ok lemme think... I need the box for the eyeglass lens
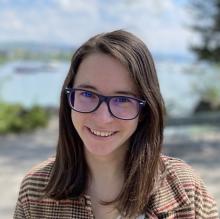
[69,89,140,119]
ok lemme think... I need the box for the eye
[80,90,94,98]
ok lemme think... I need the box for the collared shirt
[14,156,219,218]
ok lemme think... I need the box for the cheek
[122,118,139,136]
[71,111,83,131]
[71,111,76,125]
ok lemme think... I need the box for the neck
[85,148,127,201]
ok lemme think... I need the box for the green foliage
[0,55,8,64]
[11,49,72,62]
[198,86,220,110]
[189,0,220,63]
[0,102,49,134]
[1,47,72,63]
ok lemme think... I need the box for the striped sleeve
[13,174,31,219]
[193,170,219,218]
[14,197,26,219]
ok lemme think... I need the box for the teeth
[89,128,115,137]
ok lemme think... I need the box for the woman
[14,30,219,218]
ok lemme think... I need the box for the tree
[189,0,220,62]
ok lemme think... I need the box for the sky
[0,0,197,56]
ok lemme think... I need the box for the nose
[92,101,114,122]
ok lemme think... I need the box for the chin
[84,144,117,157]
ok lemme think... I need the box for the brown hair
[44,30,165,217]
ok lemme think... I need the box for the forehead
[73,53,138,95]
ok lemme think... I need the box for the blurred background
[0,0,220,218]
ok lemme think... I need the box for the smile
[88,128,116,137]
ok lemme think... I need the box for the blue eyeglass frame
[64,87,146,120]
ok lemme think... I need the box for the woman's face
[71,53,140,158]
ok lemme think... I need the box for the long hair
[44,30,165,217]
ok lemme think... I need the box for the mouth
[87,127,117,137]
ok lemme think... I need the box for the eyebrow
[76,84,138,97]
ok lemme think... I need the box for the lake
[0,59,219,117]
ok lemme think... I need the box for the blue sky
[0,0,196,56]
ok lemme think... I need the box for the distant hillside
[0,41,77,62]
[0,41,76,52]
[0,41,193,62]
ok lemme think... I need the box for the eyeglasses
[65,88,146,120]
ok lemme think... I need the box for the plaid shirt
[14,156,219,218]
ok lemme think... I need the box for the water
[0,61,69,107]
[0,59,219,116]
[156,60,199,115]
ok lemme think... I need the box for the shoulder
[19,157,55,198]
[161,155,212,199]
[24,157,55,181]
[161,155,197,182]
[151,155,219,217]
